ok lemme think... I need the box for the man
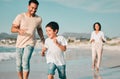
[11,0,44,79]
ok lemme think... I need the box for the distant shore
[0,40,120,51]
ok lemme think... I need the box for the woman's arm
[89,32,95,43]
[101,32,106,43]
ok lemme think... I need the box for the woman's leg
[96,48,103,71]
[92,47,97,70]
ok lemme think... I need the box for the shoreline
[0,42,120,79]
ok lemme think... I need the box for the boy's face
[46,27,57,39]
[28,2,38,15]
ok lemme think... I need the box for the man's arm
[37,27,45,44]
[11,24,20,33]
[11,24,26,35]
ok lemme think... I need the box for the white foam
[0,50,39,62]
[0,52,16,61]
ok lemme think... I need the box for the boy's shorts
[48,63,66,79]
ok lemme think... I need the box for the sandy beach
[0,43,120,79]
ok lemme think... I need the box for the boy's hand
[41,51,45,56]
[53,38,60,45]
[40,47,47,56]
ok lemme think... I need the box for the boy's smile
[46,27,57,39]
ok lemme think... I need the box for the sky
[0,0,120,38]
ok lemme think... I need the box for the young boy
[41,21,67,79]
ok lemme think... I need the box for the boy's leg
[57,65,66,79]
[48,63,56,79]
[22,45,34,79]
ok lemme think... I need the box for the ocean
[0,46,41,62]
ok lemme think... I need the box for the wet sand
[0,44,120,79]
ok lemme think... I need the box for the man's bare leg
[23,71,29,79]
[18,71,23,79]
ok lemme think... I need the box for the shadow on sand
[108,65,120,69]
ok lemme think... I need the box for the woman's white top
[90,31,106,43]
[90,31,106,49]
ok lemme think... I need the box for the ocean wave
[0,51,40,62]
[0,52,16,61]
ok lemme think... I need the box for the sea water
[0,46,41,61]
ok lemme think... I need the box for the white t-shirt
[90,31,106,43]
[13,13,42,48]
[44,36,67,66]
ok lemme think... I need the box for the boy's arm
[56,43,67,51]
[41,47,47,56]
[53,39,66,51]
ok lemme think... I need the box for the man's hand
[18,29,27,35]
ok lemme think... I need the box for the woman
[90,22,106,72]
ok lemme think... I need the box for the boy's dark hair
[29,0,39,5]
[93,22,101,31]
[46,21,59,33]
